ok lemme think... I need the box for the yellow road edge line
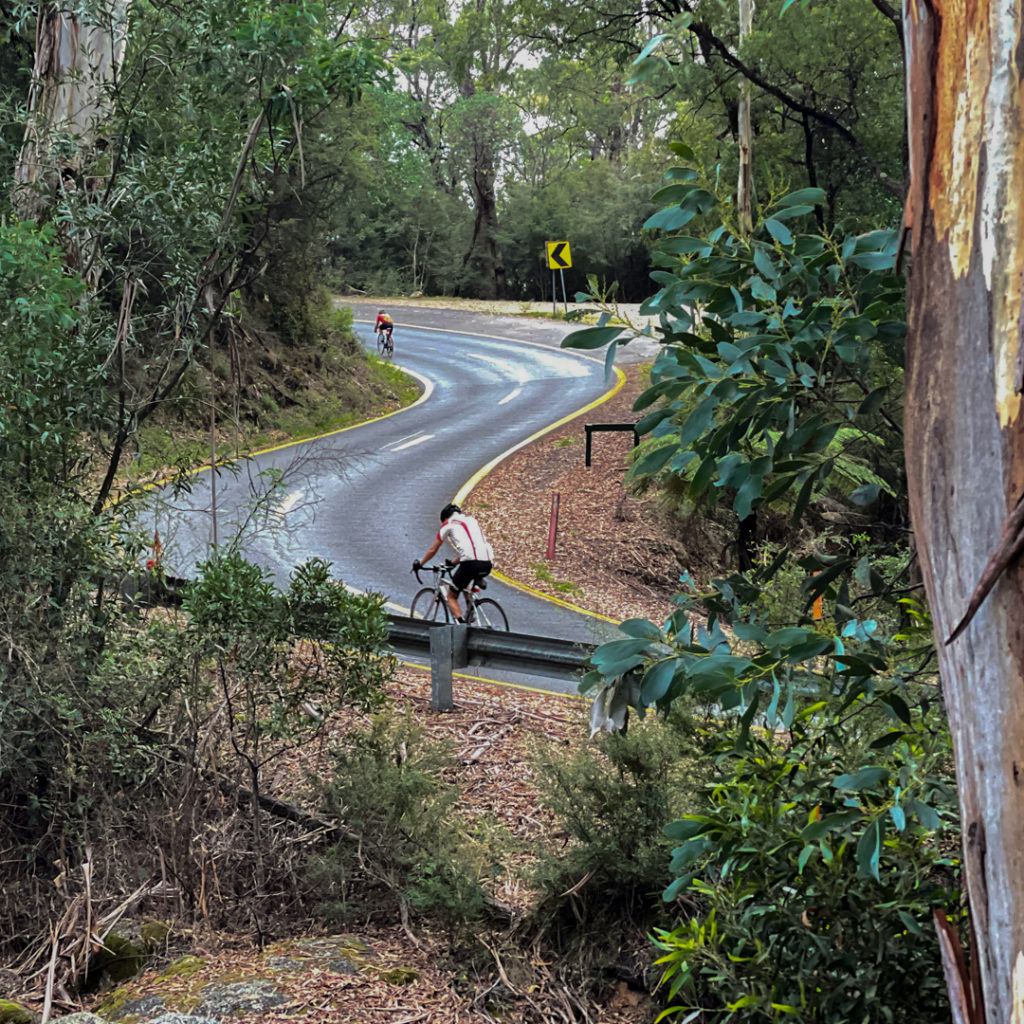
[136,314,628,644]
[453,363,625,505]
[488,570,622,624]
[138,314,600,494]
[359,312,628,628]
[123,364,433,498]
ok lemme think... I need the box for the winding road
[149,309,632,671]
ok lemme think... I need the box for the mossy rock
[0,1000,37,1024]
[94,933,148,983]
[153,955,205,982]
[195,980,288,1017]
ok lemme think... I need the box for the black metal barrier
[584,422,639,466]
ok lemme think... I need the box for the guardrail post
[429,623,468,711]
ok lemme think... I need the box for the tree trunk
[14,1,131,223]
[470,143,506,299]
[904,0,1024,1018]
[736,0,755,234]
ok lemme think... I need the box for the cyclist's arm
[418,535,442,566]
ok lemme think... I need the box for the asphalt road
[148,311,628,678]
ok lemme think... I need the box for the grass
[531,562,583,596]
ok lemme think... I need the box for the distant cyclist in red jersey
[374,309,394,344]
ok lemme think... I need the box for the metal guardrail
[388,614,595,709]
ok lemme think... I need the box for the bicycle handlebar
[412,560,455,585]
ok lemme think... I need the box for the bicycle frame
[411,563,508,629]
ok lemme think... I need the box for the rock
[147,1016,221,1024]
[95,935,148,983]
[0,1000,37,1024]
[107,993,167,1020]
[53,1015,105,1023]
[195,980,288,1017]
[139,923,171,950]
[287,936,366,974]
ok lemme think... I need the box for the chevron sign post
[546,240,572,314]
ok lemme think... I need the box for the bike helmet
[440,502,461,522]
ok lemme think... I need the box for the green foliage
[0,220,101,485]
[499,159,658,300]
[310,711,497,933]
[0,490,170,845]
[653,684,957,1022]
[564,168,957,1019]
[628,0,904,229]
[572,169,904,526]
[182,553,390,759]
[525,709,712,976]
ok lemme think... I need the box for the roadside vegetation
[0,0,962,1022]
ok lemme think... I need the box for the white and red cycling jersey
[437,513,494,563]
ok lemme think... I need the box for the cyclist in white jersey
[413,503,494,622]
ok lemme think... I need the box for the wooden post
[546,493,560,559]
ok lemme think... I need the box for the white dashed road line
[390,433,435,452]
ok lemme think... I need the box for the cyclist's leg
[443,580,464,620]
[449,562,478,621]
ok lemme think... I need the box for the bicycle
[410,562,509,630]
[376,326,394,360]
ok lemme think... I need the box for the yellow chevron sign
[546,240,572,269]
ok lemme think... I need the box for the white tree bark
[737,0,754,235]
[14,1,132,221]
[903,0,1024,1019]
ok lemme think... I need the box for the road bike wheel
[376,331,387,356]
[472,598,508,631]
[410,588,450,622]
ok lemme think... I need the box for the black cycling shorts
[451,560,492,592]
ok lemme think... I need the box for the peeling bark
[904,0,1024,1017]
[14,1,131,222]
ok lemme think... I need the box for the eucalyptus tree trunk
[736,0,754,235]
[904,1,1024,1019]
[14,0,131,224]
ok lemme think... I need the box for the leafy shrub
[653,679,958,1022]
[180,553,390,790]
[526,707,713,978]
[310,710,498,934]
